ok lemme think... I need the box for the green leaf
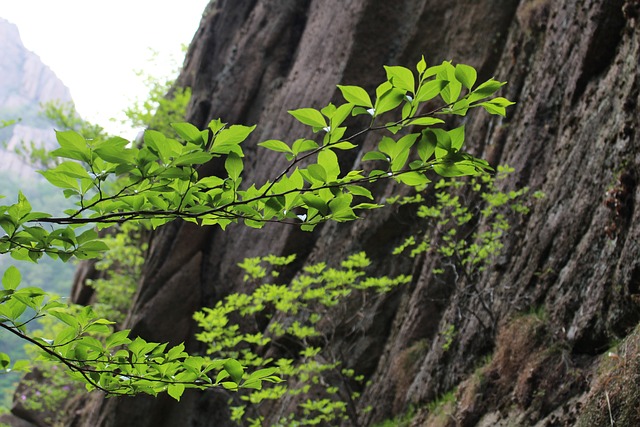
[144,130,171,163]
[330,103,354,128]
[396,171,430,187]
[440,79,462,104]
[225,153,244,181]
[449,98,470,116]
[426,129,452,159]
[105,330,132,349]
[212,125,255,156]
[301,194,329,216]
[487,97,515,107]
[408,117,444,127]
[378,136,396,158]
[417,132,436,162]
[55,161,92,180]
[292,139,318,155]
[173,151,214,166]
[477,102,506,117]
[476,97,515,117]
[346,185,373,200]
[94,137,134,164]
[417,56,427,74]
[384,65,415,93]
[375,88,405,116]
[216,124,256,146]
[2,266,21,290]
[14,191,32,219]
[307,164,327,183]
[39,169,79,190]
[454,64,477,90]
[241,380,263,390]
[330,141,357,150]
[317,149,340,181]
[361,151,389,162]
[0,215,17,235]
[48,309,79,327]
[0,353,9,370]
[288,108,327,128]
[449,125,465,151]
[468,79,506,103]
[11,359,29,372]
[336,85,372,108]
[321,103,336,117]
[415,79,447,102]
[171,122,202,143]
[223,359,245,384]
[258,140,293,154]
[78,240,110,253]
[329,194,356,221]
[167,383,185,401]
[53,130,90,162]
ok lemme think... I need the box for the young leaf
[258,140,293,154]
[468,79,506,103]
[415,79,447,102]
[225,153,244,181]
[288,108,327,128]
[171,122,202,143]
[408,117,444,127]
[361,151,389,162]
[374,89,405,116]
[167,383,185,401]
[2,266,21,290]
[416,56,427,74]
[384,65,415,93]
[449,125,465,151]
[336,85,373,108]
[223,359,245,384]
[317,150,340,181]
[396,171,430,187]
[53,130,90,162]
[330,103,354,128]
[454,64,477,90]
[346,185,373,200]
[292,139,318,155]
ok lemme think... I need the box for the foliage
[194,252,410,426]
[370,406,416,427]
[426,389,457,417]
[85,223,145,324]
[0,57,514,402]
[191,164,541,425]
[391,165,541,330]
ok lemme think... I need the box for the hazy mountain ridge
[0,17,73,177]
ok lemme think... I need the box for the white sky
[1,0,209,138]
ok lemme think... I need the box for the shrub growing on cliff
[0,57,514,402]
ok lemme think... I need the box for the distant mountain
[0,17,73,177]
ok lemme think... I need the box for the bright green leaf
[336,85,372,108]
[384,65,415,93]
[288,108,327,128]
[454,64,477,90]
[2,266,21,290]
[258,140,293,154]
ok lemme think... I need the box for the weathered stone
[62,0,640,425]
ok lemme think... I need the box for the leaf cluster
[194,252,410,426]
[0,56,514,403]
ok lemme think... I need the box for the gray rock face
[0,17,72,109]
[29,0,640,425]
[0,17,73,177]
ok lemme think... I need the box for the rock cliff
[11,0,640,425]
[0,17,73,178]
